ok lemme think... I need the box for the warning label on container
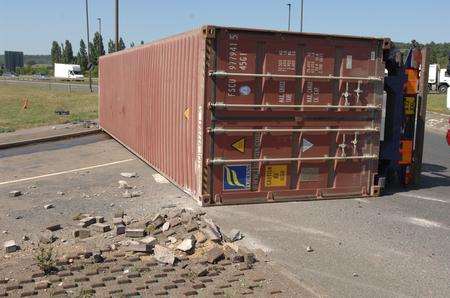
[404,97,415,115]
[301,138,314,152]
[264,165,288,187]
[231,137,245,153]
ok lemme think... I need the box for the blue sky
[0,0,448,54]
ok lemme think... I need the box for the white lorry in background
[428,64,449,93]
[54,63,84,81]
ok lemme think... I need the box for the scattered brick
[46,224,62,231]
[126,228,145,238]
[79,217,96,228]
[4,240,19,253]
[9,190,22,197]
[73,229,91,239]
[206,247,224,264]
[92,223,111,233]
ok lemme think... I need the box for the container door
[205,28,384,204]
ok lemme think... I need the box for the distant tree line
[49,32,145,76]
[395,41,450,67]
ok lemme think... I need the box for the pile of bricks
[0,208,295,297]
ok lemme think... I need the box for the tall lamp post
[85,0,92,92]
[287,3,292,31]
[115,0,119,51]
[300,0,304,32]
[97,17,102,35]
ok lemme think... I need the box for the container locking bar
[210,102,381,110]
[208,127,379,133]
[208,155,378,165]
[209,71,383,82]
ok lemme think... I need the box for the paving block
[79,217,96,228]
[4,240,19,253]
[73,229,91,239]
[126,228,145,238]
[92,223,111,233]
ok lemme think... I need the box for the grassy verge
[427,93,449,115]
[0,83,98,132]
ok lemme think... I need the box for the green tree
[62,40,74,64]
[50,41,62,64]
[76,39,88,71]
[92,32,105,64]
[130,42,135,48]
[26,60,37,66]
[108,39,115,54]
[140,40,144,45]
[118,37,126,51]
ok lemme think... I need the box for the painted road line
[399,193,448,204]
[0,158,135,186]
[406,217,448,229]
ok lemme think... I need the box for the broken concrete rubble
[118,180,132,189]
[154,244,175,265]
[177,238,195,252]
[120,172,137,178]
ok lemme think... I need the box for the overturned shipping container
[99,26,387,205]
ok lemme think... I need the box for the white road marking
[406,217,447,229]
[0,158,135,186]
[400,193,448,204]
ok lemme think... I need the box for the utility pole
[85,0,93,92]
[97,17,102,35]
[115,0,119,51]
[300,0,304,32]
[287,3,292,31]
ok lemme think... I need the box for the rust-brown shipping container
[99,26,387,206]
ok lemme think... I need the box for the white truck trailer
[54,63,84,81]
[428,64,450,93]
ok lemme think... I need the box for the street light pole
[300,0,304,32]
[85,0,92,92]
[287,3,291,31]
[115,0,119,51]
[97,17,102,35]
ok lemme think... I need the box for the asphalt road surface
[0,131,448,297]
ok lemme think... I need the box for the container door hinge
[203,26,216,39]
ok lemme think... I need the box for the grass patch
[427,93,450,115]
[0,82,98,132]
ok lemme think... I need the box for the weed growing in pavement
[76,288,95,298]
[35,247,56,274]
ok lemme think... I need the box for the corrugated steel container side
[100,25,387,206]
[99,28,207,199]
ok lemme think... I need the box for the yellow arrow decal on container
[231,137,245,153]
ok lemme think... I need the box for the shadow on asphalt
[383,162,450,195]
[0,133,110,159]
